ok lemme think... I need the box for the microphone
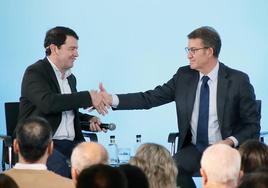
[100,123,116,131]
[80,121,116,131]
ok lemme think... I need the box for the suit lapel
[43,58,61,93]
[217,63,229,127]
[67,75,76,93]
[186,71,199,122]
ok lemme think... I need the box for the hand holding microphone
[81,120,116,132]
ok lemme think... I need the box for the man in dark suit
[98,26,260,188]
[19,26,106,177]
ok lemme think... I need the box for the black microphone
[99,123,116,131]
[80,121,116,131]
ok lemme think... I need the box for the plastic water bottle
[108,135,119,166]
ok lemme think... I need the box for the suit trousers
[173,143,202,188]
[47,139,80,178]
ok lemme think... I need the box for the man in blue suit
[98,26,260,188]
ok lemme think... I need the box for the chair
[168,100,266,156]
[0,102,20,170]
[0,102,99,170]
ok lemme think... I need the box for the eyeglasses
[185,47,209,55]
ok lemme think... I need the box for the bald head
[201,144,241,187]
[71,142,108,172]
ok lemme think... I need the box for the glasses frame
[185,47,209,55]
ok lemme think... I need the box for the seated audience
[70,141,108,184]
[0,174,18,188]
[200,144,242,188]
[76,164,127,188]
[129,143,177,188]
[238,139,268,174]
[237,168,268,188]
[3,116,74,188]
[118,164,149,188]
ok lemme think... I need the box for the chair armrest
[168,132,179,144]
[82,131,98,142]
[0,135,12,147]
[260,131,268,143]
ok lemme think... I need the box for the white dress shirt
[47,57,75,141]
[14,163,47,170]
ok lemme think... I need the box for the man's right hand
[89,90,110,116]
[99,83,113,106]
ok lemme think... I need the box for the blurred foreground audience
[3,117,74,188]
[0,174,18,188]
[71,141,108,184]
[200,144,242,188]
[118,164,149,188]
[76,164,127,188]
[129,143,177,188]
[238,139,268,174]
[237,168,268,188]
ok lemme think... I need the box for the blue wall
[1,0,268,162]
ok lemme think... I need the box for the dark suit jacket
[116,63,260,150]
[19,57,93,141]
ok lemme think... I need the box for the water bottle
[132,134,142,156]
[107,135,119,166]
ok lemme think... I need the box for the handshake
[89,83,113,116]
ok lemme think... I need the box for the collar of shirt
[47,57,72,80]
[199,61,219,82]
[14,163,47,170]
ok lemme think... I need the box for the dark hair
[44,26,79,56]
[118,164,149,188]
[15,116,52,162]
[237,168,268,188]
[187,26,221,58]
[0,174,19,188]
[77,164,127,188]
[239,139,268,174]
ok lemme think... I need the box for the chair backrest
[4,102,20,137]
[2,102,20,170]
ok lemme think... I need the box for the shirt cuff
[112,94,119,107]
[228,136,239,147]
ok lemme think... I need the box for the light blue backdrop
[1,0,267,167]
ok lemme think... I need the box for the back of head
[188,26,221,58]
[76,164,127,188]
[15,116,52,162]
[129,143,177,188]
[239,139,268,174]
[71,142,108,172]
[118,164,149,188]
[44,26,79,56]
[237,168,268,188]
[0,173,19,188]
[201,144,241,186]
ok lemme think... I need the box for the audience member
[3,116,74,188]
[129,143,177,188]
[0,174,18,188]
[239,139,268,174]
[76,164,127,188]
[237,167,268,188]
[71,141,108,184]
[200,144,242,188]
[118,164,149,188]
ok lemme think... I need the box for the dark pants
[173,143,202,188]
[47,139,81,178]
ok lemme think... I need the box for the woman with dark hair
[239,139,268,174]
